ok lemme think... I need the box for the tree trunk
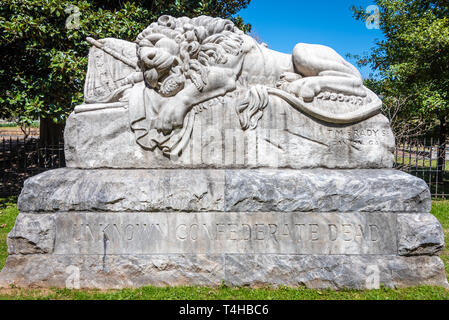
[436,115,447,185]
[39,117,65,146]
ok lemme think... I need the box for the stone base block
[0,254,446,290]
[0,168,447,289]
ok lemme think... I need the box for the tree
[362,78,431,140]
[0,0,251,143]
[352,0,449,179]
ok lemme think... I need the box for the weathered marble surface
[398,214,445,256]
[224,255,448,289]
[65,102,395,169]
[1,167,445,289]
[6,211,444,257]
[7,213,54,254]
[18,168,224,213]
[68,15,394,169]
[18,168,429,213]
[8,212,401,255]
[0,254,446,289]
[2,15,444,291]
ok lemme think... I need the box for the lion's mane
[135,15,244,96]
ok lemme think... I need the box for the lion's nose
[140,47,158,67]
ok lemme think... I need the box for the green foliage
[0,0,251,125]
[352,0,449,128]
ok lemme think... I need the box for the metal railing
[394,138,448,199]
[0,137,65,197]
[1,136,448,198]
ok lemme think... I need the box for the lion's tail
[267,87,382,125]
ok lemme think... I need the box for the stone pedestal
[0,168,446,289]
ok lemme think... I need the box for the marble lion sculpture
[77,15,381,156]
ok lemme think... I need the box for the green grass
[0,198,448,300]
[0,122,40,128]
[0,123,17,128]
[431,200,449,278]
[0,284,449,300]
[0,197,19,271]
[396,157,449,171]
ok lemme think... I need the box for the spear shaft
[86,37,137,69]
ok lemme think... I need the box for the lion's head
[135,15,245,97]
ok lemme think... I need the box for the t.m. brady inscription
[54,212,397,255]
[326,128,389,139]
[326,128,390,147]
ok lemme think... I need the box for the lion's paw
[281,78,321,102]
[154,105,186,135]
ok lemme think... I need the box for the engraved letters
[55,212,395,255]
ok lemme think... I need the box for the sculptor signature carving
[77,15,382,156]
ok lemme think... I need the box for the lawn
[0,197,18,272]
[0,122,40,128]
[0,197,448,300]
[395,155,449,171]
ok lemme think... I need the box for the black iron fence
[0,137,65,197]
[394,138,448,199]
[1,136,448,198]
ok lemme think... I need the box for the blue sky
[239,0,385,78]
